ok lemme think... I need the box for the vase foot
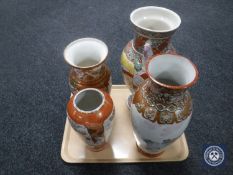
[87,143,107,152]
[136,144,164,157]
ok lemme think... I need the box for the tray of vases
[61,85,189,163]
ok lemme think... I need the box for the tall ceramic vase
[64,38,112,93]
[121,6,181,92]
[131,54,198,156]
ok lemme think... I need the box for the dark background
[0,0,233,174]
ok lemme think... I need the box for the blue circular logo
[204,145,224,167]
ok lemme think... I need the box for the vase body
[121,6,181,92]
[131,54,198,156]
[67,88,114,151]
[64,38,112,94]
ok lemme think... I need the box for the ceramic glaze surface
[121,6,181,92]
[130,54,198,155]
[121,40,175,92]
[64,38,112,93]
[131,104,191,154]
[67,88,114,151]
[69,63,111,93]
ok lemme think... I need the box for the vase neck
[148,79,186,95]
[70,63,105,84]
[142,80,188,109]
[133,32,171,55]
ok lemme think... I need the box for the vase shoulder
[133,80,192,124]
[67,90,113,126]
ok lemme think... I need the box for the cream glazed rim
[63,38,108,69]
[130,6,181,33]
[146,54,199,90]
[73,88,105,114]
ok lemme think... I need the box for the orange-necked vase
[67,88,114,151]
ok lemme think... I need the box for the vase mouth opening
[147,54,198,90]
[130,6,181,33]
[73,88,105,113]
[64,38,108,69]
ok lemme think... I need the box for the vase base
[136,144,164,157]
[87,143,107,152]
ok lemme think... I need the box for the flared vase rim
[64,38,108,70]
[146,53,199,90]
[130,6,181,33]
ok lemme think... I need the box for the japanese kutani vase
[67,88,114,151]
[131,54,198,156]
[64,38,112,94]
[121,6,181,92]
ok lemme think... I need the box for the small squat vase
[121,6,181,92]
[64,38,112,93]
[67,88,114,151]
[131,54,198,156]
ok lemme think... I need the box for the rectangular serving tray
[61,85,189,163]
